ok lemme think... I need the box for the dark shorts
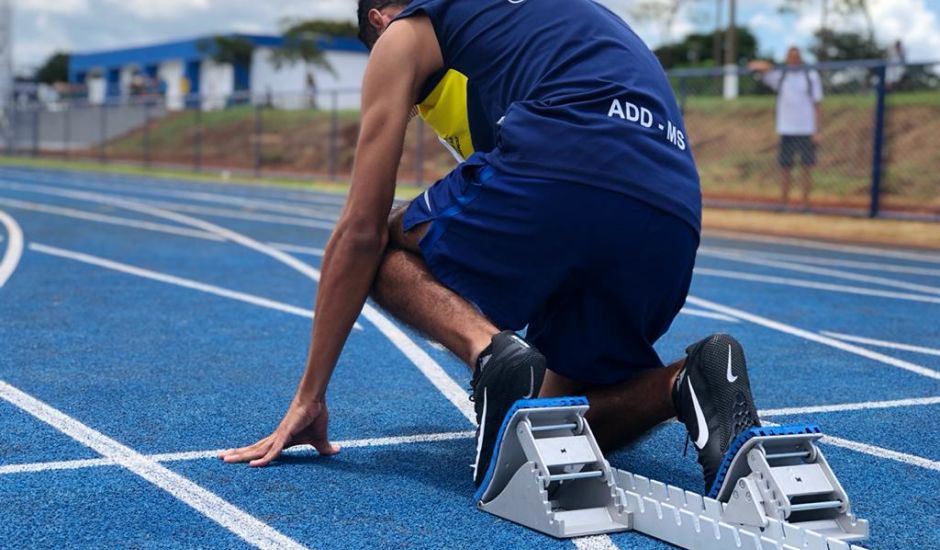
[402,154,699,385]
[778,135,817,168]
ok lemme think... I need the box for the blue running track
[0,165,937,549]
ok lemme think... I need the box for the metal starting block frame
[475,398,870,549]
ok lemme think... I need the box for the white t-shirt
[763,69,824,136]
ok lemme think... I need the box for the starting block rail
[476,398,870,549]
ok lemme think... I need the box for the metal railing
[2,59,937,220]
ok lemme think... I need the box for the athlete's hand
[747,60,773,73]
[812,133,822,146]
[219,399,340,467]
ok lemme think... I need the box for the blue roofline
[68,33,367,83]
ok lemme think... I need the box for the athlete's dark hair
[357,0,410,50]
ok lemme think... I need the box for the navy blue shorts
[403,154,699,385]
[778,135,817,168]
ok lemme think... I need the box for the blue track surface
[0,165,938,549]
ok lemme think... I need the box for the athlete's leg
[370,207,497,368]
[540,362,683,451]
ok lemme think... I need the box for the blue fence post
[869,65,887,219]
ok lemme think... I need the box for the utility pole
[0,0,14,151]
[723,0,738,99]
[713,0,724,66]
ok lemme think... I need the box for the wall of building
[250,48,367,110]
[199,60,234,110]
[157,60,184,110]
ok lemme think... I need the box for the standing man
[221,0,763,499]
[750,47,824,209]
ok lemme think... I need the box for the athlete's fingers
[312,439,341,457]
[220,435,274,463]
[250,436,286,467]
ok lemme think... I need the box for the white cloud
[868,0,940,62]
[101,0,210,19]
[17,0,89,15]
[789,0,940,62]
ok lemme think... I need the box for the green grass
[0,155,426,201]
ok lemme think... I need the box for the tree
[261,19,360,74]
[654,26,759,69]
[197,36,255,67]
[809,29,883,62]
[779,0,875,60]
[278,19,357,39]
[35,52,69,84]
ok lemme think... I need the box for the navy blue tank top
[396,0,702,232]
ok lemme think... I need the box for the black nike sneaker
[469,331,546,486]
[672,333,762,497]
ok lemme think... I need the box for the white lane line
[573,535,620,550]
[0,167,350,208]
[0,196,223,241]
[679,307,739,323]
[16,174,342,219]
[694,267,940,304]
[699,248,940,295]
[761,396,940,417]
[820,434,940,472]
[151,431,476,463]
[0,180,336,230]
[700,246,940,277]
[6,181,476,424]
[269,242,325,257]
[0,431,476,476]
[29,243,362,330]
[134,199,337,229]
[762,419,940,472]
[0,457,114,475]
[704,229,940,264]
[0,209,24,288]
[8,395,940,477]
[0,380,309,550]
[820,331,940,357]
[685,295,940,380]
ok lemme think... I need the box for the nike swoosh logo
[726,345,738,383]
[688,379,709,450]
[522,367,535,399]
[472,388,489,475]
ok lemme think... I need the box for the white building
[69,34,369,111]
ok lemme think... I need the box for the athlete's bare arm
[220,16,443,467]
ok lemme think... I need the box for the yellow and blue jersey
[397,0,701,232]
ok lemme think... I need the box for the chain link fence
[673,60,939,219]
[2,59,937,220]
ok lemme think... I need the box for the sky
[10,0,940,73]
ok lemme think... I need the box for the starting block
[476,398,870,549]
